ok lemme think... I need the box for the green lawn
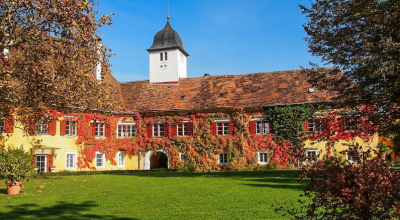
[0,170,308,219]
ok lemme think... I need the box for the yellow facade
[2,118,141,173]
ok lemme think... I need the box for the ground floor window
[95,152,105,168]
[118,151,126,168]
[305,148,318,163]
[218,153,228,165]
[36,155,47,172]
[258,151,268,164]
[179,153,186,162]
[65,151,77,170]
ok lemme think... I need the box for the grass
[0,170,308,219]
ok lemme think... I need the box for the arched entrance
[144,149,168,170]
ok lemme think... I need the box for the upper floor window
[160,52,163,61]
[307,119,321,133]
[153,123,165,137]
[36,121,49,135]
[0,120,5,133]
[177,122,189,136]
[117,122,136,138]
[217,122,229,136]
[65,121,78,136]
[95,122,105,137]
[256,120,270,135]
[344,117,358,132]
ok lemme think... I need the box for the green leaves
[0,146,36,182]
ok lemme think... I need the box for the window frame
[256,120,270,135]
[160,52,163,61]
[65,151,77,170]
[257,151,269,164]
[346,150,359,163]
[65,120,78,136]
[177,122,189,136]
[36,121,49,135]
[179,153,186,162]
[0,120,5,133]
[305,148,318,163]
[218,153,228,165]
[153,123,165,137]
[164,52,168,61]
[94,121,106,137]
[117,122,136,138]
[308,118,322,133]
[216,121,230,136]
[118,151,126,168]
[95,151,105,169]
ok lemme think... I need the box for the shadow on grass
[112,169,304,180]
[0,201,137,219]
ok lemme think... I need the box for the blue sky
[96,0,326,83]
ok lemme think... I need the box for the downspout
[138,151,141,170]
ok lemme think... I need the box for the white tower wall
[149,49,187,84]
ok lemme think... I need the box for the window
[258,151,269,164]
[95,152,105,168]
[305,148,318,163]
[217,122,229,136]
[36,155,47,172]
[65,121,78,136]
[95,122,105,137]
[160,52,163,61]
[308,119,321,133]
[117,123,136,138]
[118,151,126,168]
[164,52,168,60]
[344,117,357,132]
[346,150,359,163]
[177,122,189,136]
[36,121,49,135]
[153,123,165,137]
[65,151,77,170]
[0,120,4,133]
[179,153,186,162]
[219,153,228,165]
[256,120,269,134]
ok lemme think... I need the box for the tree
[0,0,118,135]
[300,0,400,136]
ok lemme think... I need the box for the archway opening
[150,151,168,169]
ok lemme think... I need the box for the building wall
[2,118,140,172]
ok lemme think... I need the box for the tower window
[165,52,168,60]
[160,53,163,61]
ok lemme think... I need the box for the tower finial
[167,1,171,20]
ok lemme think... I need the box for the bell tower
[147,17,189,84]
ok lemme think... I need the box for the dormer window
[160,53,163,61]
[165,52,168,61]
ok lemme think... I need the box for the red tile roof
[120,70,335,112]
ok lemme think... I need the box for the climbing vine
[46,104,380,172]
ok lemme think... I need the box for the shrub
[275,146,400,219]
[0,146,36,182]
